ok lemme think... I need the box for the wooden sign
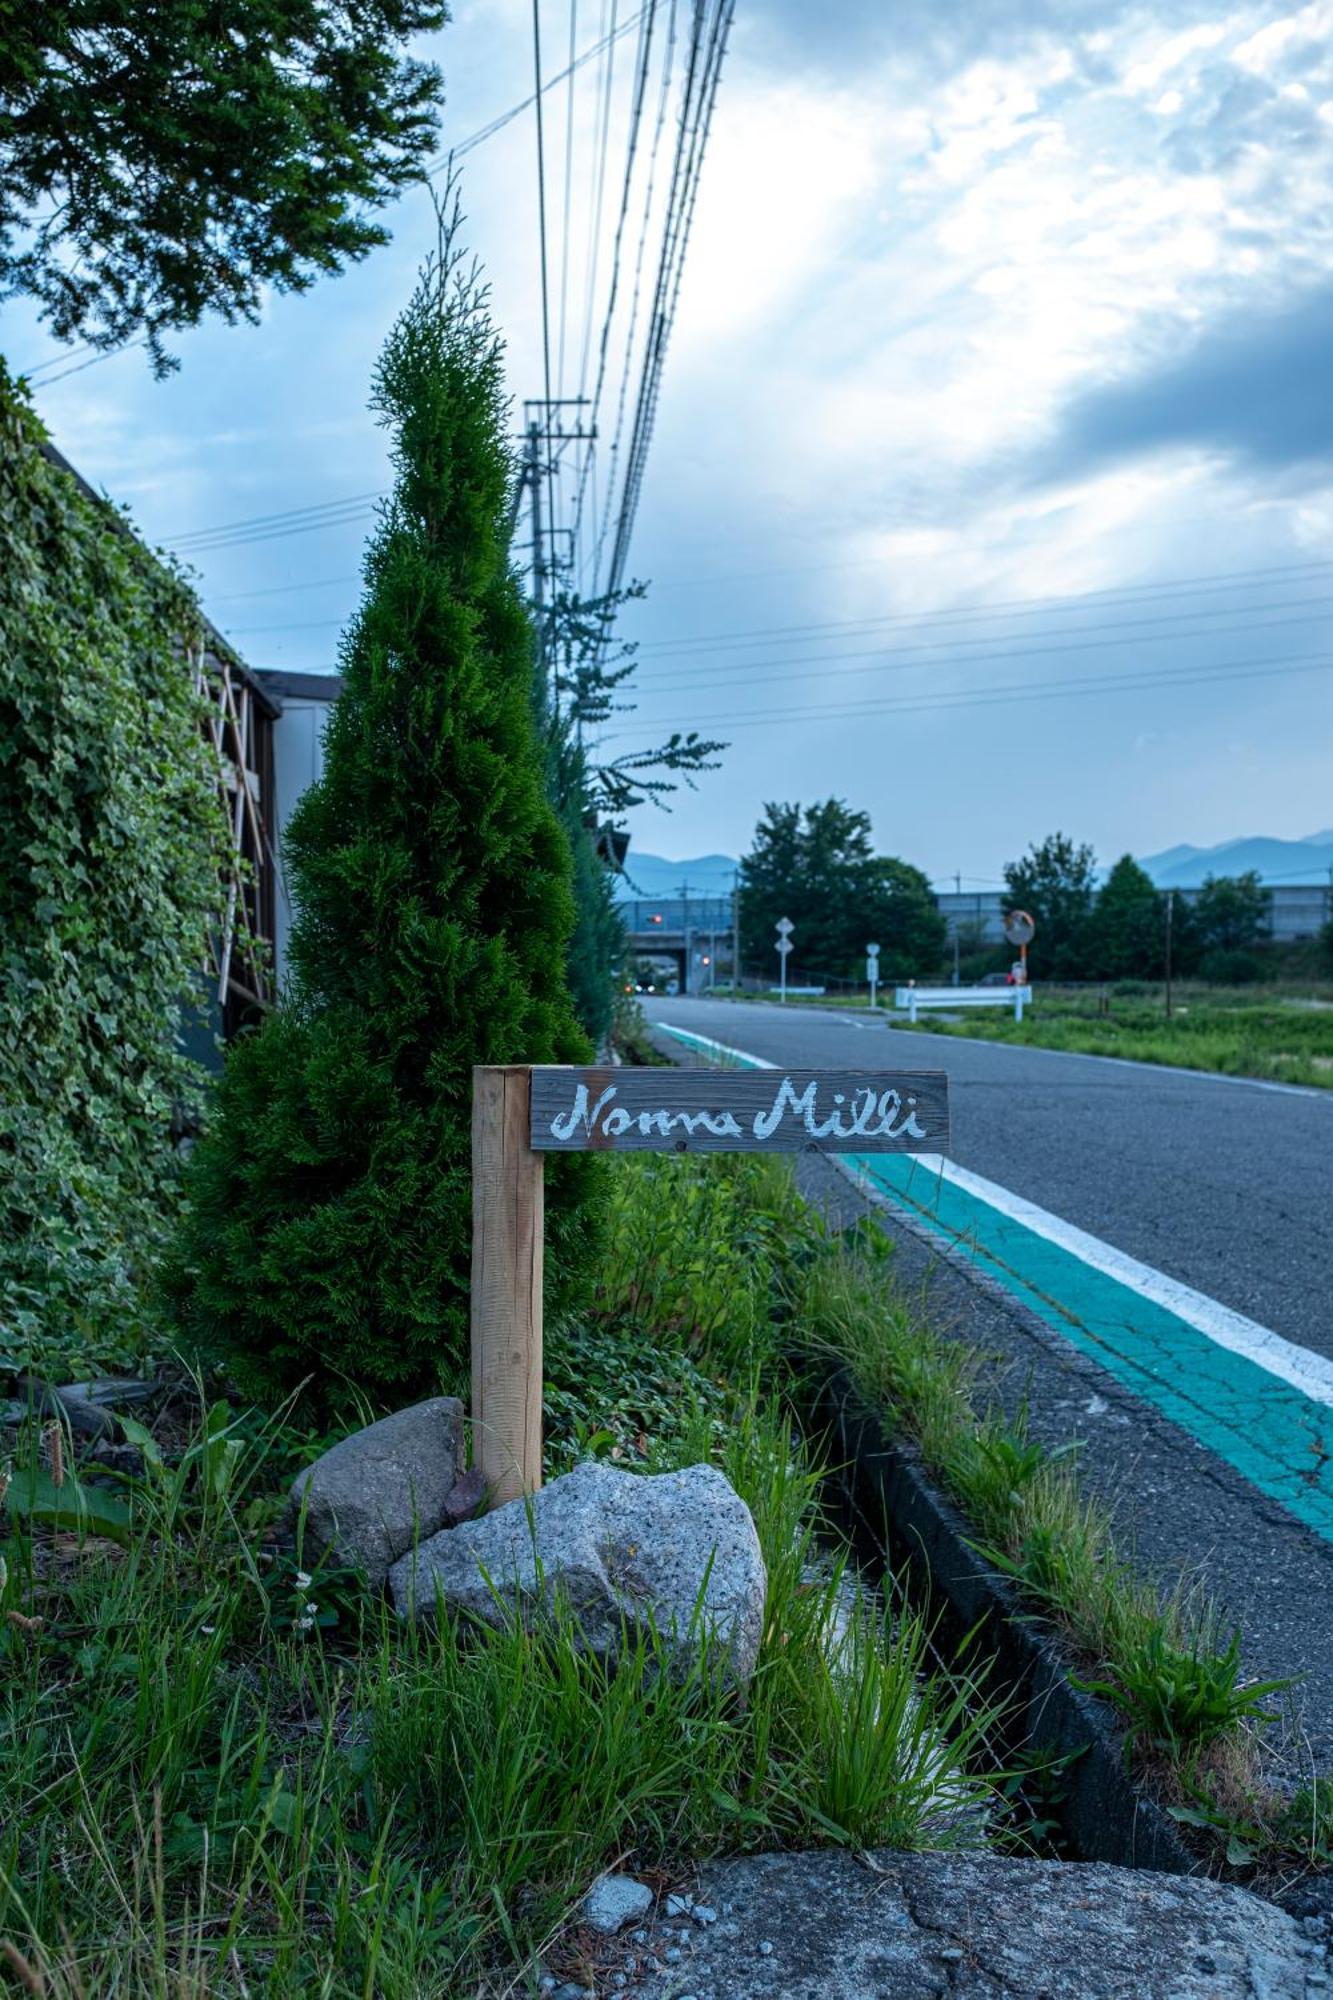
[471,1061,949,1509]
[529,1065,949,1154]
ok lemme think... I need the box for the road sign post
[866,941,880,1011]
[776,916,794,1003]
[472,1062,949,1510]
[1003,909,1036,986]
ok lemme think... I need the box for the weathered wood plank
[529,1066,949,1154]
[471,1066,544,1506]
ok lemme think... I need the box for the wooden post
[471,1066,544,1508]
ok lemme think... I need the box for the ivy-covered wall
[0,364,229,1375]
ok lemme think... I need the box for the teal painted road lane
[656,1017,1333,1543]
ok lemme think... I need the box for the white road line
[655,1015,1333,1411]
[851,1153,1333,1411]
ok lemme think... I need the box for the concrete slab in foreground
[623,1848,1328,2000]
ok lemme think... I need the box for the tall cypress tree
[170,208,596,1406]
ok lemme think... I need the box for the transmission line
[602,0,734,598]
[603,649,1333,738]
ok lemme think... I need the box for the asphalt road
[646,996,1333,1361]
[646,994,1333,1763]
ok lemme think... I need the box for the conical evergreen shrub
[170,212,597,1407]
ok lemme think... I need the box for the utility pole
[1164,889,1175,1021]
[679,878,691,996]
[526,420,549,717]
[732,872,741,996]
[952,872,962,987]
[520,397,595,726]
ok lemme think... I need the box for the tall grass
[888,985,1333,1089]
[796,1249,1291,1790]
[0,1160,998,1994]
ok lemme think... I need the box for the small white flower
[294,1570,312,1591]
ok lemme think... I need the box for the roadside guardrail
[895,984,1031,1023]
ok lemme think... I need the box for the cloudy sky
[9,0,1333,890]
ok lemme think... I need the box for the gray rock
[388,1461,766,1679]
[288,1398,464,1590]
[583,1874,655,1934]
[439,1464,486,1526]
[626,1847,1330,1999]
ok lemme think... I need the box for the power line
[195,542,1333,614]
[599,648,1333,738]
[429,6,645,173]
[628,592,1333,693]
[207,571,361,604]
[171,490,383,553]
[630,556,1333,658]
[574,0,621,408]
[572,0,665,581]
[586,0,675,584]
[532,0,555,426]
[556,0,580,394]
[603,0,733,598]
[223,589,1333,656]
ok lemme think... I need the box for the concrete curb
[805,1365,1202,1876]
[645,1016,1201,1873]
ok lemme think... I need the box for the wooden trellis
[41,440,282,1040]
[193,639,279,1035]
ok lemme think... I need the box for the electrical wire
[556,0,579,394]
[599,648,1333,739]
[602,0,734,598]
[170,491,383,554]
[585,0,676,584]
[426,8,646,174]
[572,0,665,578]
[630,558,1333,658]
[627,593,1333,692]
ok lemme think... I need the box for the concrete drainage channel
[804,1365,1197,1874]
[648,1022,1194,1875]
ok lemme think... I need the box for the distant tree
[169,205,595,1409]
[1192,871,1270,983]
[1087,855,1164,980]
[739,801,807,972]
[1,2,444,369]
[1193,872,1269,951]
[1321,915,1333,977]
[863,857,947,983]
[1003,833,1097,980]
[739,800,943,981]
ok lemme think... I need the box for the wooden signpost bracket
[471,1061,949,1509]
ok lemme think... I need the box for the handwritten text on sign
[529,1067,949,1154]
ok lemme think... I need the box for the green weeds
[887,984,1333,1090]
[0,1158,999,1993]
[787,1222,1312,1865]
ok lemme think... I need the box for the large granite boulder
[288,1397,465,1590]
[615,1846,1330,1999]
[388,1460,766,1681]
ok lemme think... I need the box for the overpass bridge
[618,894,735,992]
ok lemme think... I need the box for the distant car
[977,970,1015,987]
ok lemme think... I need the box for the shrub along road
[647,995,1333,1771]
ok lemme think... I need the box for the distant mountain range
[614,851,738,901]
[1136,831,1333,889]
[614,834,1333,900]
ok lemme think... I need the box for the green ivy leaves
[0,366,229,1375]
